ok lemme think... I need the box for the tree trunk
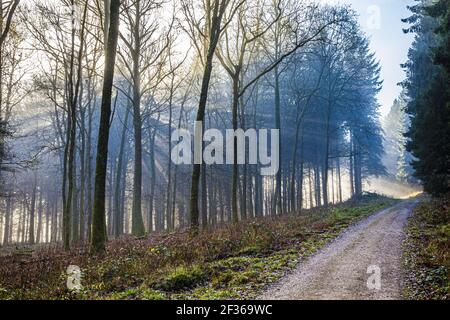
[79,107,86,240]
[131,48,145,236]
[148,128,156,232]
[166,77,174,230]
[349,136,355,198]
[201,163,208,229]
[272,67,282,215]
[337,152,342,203]
[231,76,240,223]
[91,0,121,253]
[188,5,226,231]
[36,187,43,243]
[45,196,50,243]
[354,140,363,197]
[189,44,217,231]
[29,176,37,244]
[113,102,129,237]
[322,108,331,207]
[3,193,11,244]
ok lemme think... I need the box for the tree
[215,0,282,222]
[383,92,417,184]
[403,0,450,196]
[0,0,390,248]
[0,0,20,194]
[91,0,121,253]
[182,0,244,231]
[117,0,172,236]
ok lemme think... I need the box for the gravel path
[260,200,418,300]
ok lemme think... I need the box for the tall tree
[182,0,244,231]
[91,0,121,253]
[403,0,450,196]
[117,0,171,236]
[0,0,20,192]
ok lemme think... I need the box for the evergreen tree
[403,0,450,196]
[383,92,417,184]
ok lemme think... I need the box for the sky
[325,0,415,116]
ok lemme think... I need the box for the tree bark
[3,192,11,244]
[36,187,43,243]
[148,128,156,232]
[91,0,121,253]
[130,17,145,236]
[272,67,282,215]
[28,176,37,244]
[113,101,129,237]
[189,43,217,231]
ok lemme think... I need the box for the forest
[0,0,386,249]
[0,0,448,301]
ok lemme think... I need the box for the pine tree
[403,0,450,196]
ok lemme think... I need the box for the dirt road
[260,200,418,300]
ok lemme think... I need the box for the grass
[0,193,395,300]
[403,197,450,300]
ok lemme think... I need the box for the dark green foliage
[403,0,450,196]
[407,72,450,195]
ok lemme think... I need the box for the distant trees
[117,0,172,236]
[0,1,21,244]
[62,0,89,250]
[383,92,417,184]
[0,0,20,191]
[402,0,450,197]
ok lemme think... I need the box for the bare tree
[91,0,121,253]
[181,0,247,231]
[117,0,172,235]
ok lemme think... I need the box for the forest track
[260,200,418,300]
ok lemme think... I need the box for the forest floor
[260,200,417,300]
[0,194,410,300]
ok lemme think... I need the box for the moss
[0,287,12,300]
[211,271,236,288]
[140,288,166,300]
[211,256,256,271]
[237,246,264,256]
[109,287,165,300]
[180,286,241,300]
[203,249,300,298]
[211,269,259,288]
[156,265,207,292]
[110,288,140,300]
[229,270,260,286]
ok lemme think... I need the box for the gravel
[259,200,418,300]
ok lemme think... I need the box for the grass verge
[403,197,449,300]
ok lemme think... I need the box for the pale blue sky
[325,0,415,115]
